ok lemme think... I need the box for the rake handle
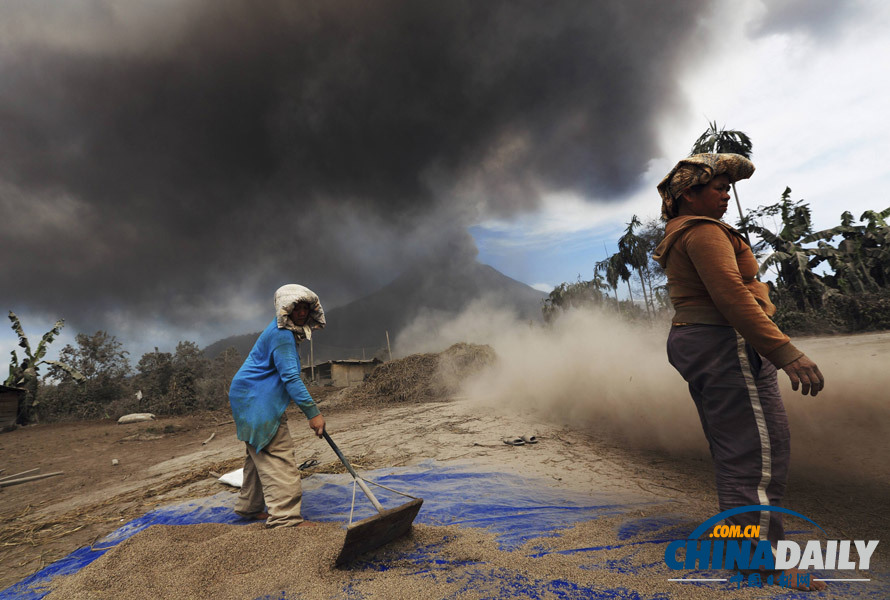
[322,430,384,513]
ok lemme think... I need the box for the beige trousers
[234,413,304,527]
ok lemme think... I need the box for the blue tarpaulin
[2,461,885,599]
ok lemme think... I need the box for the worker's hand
[308,414,325,438]
[781,355,825,397]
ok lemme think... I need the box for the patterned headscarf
[273,284,326,342]
[657,153,755,220]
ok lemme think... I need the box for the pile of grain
[341,343,496,406]
[45,511,777,600]
[46,523,495,600]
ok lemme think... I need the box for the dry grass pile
[341,343,496,406]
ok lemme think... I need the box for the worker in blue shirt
[228,284,326,527]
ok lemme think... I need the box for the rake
[322,430,423,566]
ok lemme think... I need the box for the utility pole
[385,331,392,362]
[310,337,315,382]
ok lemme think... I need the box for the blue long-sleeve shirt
[229,319,320,451]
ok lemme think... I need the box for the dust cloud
[780,332,890,483]
[396,306,890,484]
[396,303,704,453]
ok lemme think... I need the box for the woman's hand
[308,414,326,438]
[781,355,825,396]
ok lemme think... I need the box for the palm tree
[595,251,628,313]
[690,121,753,243]
[617,215,654,318]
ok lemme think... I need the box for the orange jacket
[653,215,802,367]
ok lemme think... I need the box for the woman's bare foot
[777,568,827,592]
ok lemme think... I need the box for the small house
[302,359,382,387]
[0,384,25,432]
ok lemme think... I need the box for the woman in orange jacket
[653,153,825,592]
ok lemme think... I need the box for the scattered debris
[0,468,40,482]
[201,432,216,445]
[0,471,64,488]
[112,459,119,466]
[118,432,165,442]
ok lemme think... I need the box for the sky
[2,0,890,367]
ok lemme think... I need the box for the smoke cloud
[1,0,714,349]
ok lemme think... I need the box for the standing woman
[228,284,327,527]
[653,154,826,591]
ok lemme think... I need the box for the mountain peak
[205,260,545,361]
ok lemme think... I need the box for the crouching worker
[228,284,326,527]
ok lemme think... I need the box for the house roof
[300,358,382,372]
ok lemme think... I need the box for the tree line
[739,192,890,333]
[542,215,666,322]
[6,312,242,425]
[544,122,890,334]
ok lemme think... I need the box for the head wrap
[657,153,755,220]
[273,284,325,342]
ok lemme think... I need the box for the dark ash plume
[0,0,712,345]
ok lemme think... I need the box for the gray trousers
[668,324,790,548]
[234,413,305,527]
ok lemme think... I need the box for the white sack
[218,468,244,488]
[117,413,156,424]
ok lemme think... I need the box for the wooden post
[310,337,315,382]
[385,331,392,362]
[732,183,752,246]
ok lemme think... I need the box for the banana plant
[744,189,830,309]
[6,311,84,424]
[802,207,890,294]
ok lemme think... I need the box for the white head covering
[273,284,325,342]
